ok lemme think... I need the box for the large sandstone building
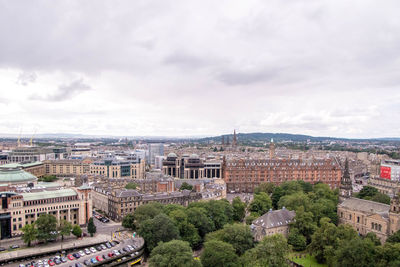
[223,158,342,193]
[338,160,400,242]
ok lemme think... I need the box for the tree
[232,197,246,222]
[122,213,135,230]
[38,175,58,182]
[88,217,96,237]
[287,228,306,251]
[278,192,311,212]
[138,213,180,251]
[201,240,238,267]
[364,232,381,246]
[254,183,275,195]
[169,209,201,248]
[58,219,72,241]
[376,242,400,267]
[180,182,194,191]
[133,202,164,228]
[36,214,57,242]
[202,200,233,230]
[125,182,138,190]
[245,214,257,225]
[371,193,391,205]
[387,229,400,243]
[357,186,378,199]
[241,234,290,267]
[309,218,358,264]
[249,192,272,216]
[21,223,38,247]
[187,207,214,238]
[271,187,284,209]
[72,225,82,238]
[290,206,316,243]
[206,223,254,256]
[149,240,201,267]
[333,238,377,267]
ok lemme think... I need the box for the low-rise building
[251,208,296,241]
[44,159,92,177]
[1,161,45,178]
[0,185,92,239]
[90,157,145,179]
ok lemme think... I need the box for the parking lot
[3,237,143,267]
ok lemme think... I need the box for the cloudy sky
[0,0,400,138]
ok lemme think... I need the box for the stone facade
[224,158,342,193]
[44,159,92,177]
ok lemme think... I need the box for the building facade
[90,158,145,179]
[0,186,92,239]
[162,153,222,179]
[44,159,92,177]
[251,208,295,241]
[224,158,342,193]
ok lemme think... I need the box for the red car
[108,252,114,257]
[96,256,103,261]
[48,260,55,266]
[67,254,74,260]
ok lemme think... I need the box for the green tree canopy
[333,238,377,267]
[201,240,238,267]
[287,228,306,251]
[133,202,164,227]
[206,223,254,256]
[180,182,194,191]
[254,183,275,195]
[240,234,290,267]
[138,213,180,251]
[36,214,57,242]
[186,207,215,238]
[88,217,96,237]
[232,197,246,222]
[58,219,72,241]
[149,240,201,267]
[122,213,135,230]
[290,206,317,243]
[169,209,201,248]
[357,186,378,199]
[249,192,272,216]
[125,182,138,190]
[21,223,38,247]
[387,229,400,243]
[72,225,82,238]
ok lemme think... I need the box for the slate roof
[338,197,390,216]
[252,209,296,229]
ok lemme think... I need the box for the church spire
[232,130,237,147]
[339,158,352,201]
[341,158,351,186]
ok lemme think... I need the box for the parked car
[48,260,55,266]
[61,257,67,263]
[0,247,6,252]
[96,245,102,251]
[75,263,83,267]
[54,258,61,265]
[67,254,74,260]
[102,255,109,260]
[84,248,90,255]
[9,244,20,250]
[79,251,85,257]
[108,252,114,257]
[83,260,90,266]
[100,244,107,250]
[89,247,96,253]
[96,255,103,262]
[90,258,97,264]
[105,242,111,249]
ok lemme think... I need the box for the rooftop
[0,167,37,183]
[338,197,390,214]
[252,208,296,229]
[21,188,77,201]
[1,161,43,168]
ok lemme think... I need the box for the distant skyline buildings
[0,1,399,139]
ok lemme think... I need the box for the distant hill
[198,132,400,143]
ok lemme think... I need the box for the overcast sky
[0,0,399,138]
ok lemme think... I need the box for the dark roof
[252,209,295,229]
[338,197,390,216]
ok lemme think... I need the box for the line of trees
[21,214,84,246]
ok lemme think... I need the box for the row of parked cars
[93,213,109,223]
[76,244,139,266]
[18,241,122,267]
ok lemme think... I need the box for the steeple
[339,158,352,201]
[232,130,237,147]
[269,138,275,159]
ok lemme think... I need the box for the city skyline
[1,1,400,138]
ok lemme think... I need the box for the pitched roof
[338,197,390,215]
[252,209,296,229]
[21,188,77,201]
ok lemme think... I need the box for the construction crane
[30,129,37,147]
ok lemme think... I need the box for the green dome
[0,167,37,184]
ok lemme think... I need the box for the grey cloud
[16,71,37,86]
[163,51,209,69]
[217,67,280,86]
[30,79,91,102]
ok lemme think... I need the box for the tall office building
[148,144,164,165]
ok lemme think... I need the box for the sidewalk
[0,234,110,261]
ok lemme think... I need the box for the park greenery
[37,175,58,182]
[21,214,83,246]
[180,182,194,191]
[354,185,391,204]
[125,182,138,190]
[122,180,400,266]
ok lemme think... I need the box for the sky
[0,0,400,138]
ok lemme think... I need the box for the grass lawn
[289,253,328,267]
